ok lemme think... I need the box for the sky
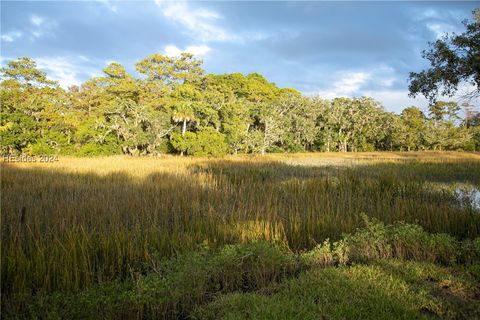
[1,0,478,113]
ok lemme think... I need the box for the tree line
[1,54,479,156]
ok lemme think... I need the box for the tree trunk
[182,119,187,136]
[180,119,187,156]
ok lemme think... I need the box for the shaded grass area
[193,260,480,320]
[2,153,480,317]
[3,217,480,319]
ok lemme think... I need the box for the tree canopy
[408,9,480,103]
[1,53,479,156]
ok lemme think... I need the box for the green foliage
[302,214,473,267]
[0,57,57,87]
[0,110,38,154]
[135,52,204,86]
[172,128,227,156]
[193,260,480,320]
[342,215,461,265]
[409,10,479,103]
[76,139,120,156]
[4,242,299,319]
[301,240,335,267]
[6,233,480,319]
[1,53,476,156]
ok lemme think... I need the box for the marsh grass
[2,152,480,307]
[192,260,480,320]
[3,219,480,319]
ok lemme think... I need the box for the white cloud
[426,22,459,39]
[164,44,211,57]
[30,15,45,26]
[78,55,91,62]
[312,64,400,101]
[336,72,370,94]
[317,71,370,99]
[96,0,118,13]
[36,57,80,88]
[155,0,232,42]
[380,78,395,87]
[1,31,22,42]
[359,83,478,114]
[361,89,429,113]
[186,45,211,56]
[421,9,441,20]
[28,14,57,39]
[374,65,396,87]
[164,45,182,57]
[32,31,42,39]
[414,8,465,39]
[35,57,100,88]
[245,32,270,41]
[307,65,429,112]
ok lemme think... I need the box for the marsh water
[455,186,480,211]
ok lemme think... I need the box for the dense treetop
[1,52,478,156]
[2,11,479,156]
[409,9,479,103]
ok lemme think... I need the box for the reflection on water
[455,186,480,211]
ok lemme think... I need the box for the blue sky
[1,1,478,112]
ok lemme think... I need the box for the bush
[343,214,392,262]
[301,240,334,267]
[210,242,298,291]
[76,141,120,156]
[6,242,298,319]
[171,128,228,156]
[339,215,460,265]
[460,237,480,264]
[5,226,480,319]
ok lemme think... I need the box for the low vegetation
[3,214,480,319]
[2,152,480,318]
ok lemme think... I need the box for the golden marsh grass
[2,152,480,296]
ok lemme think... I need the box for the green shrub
[459,237,480,264]
[5,242,298,319]
[339,215,460,265]
[133,242,297,318]
[333,239,350,265]
[210,242,298,291]
[343,214,392,262]
[76,140,120,156]
[192,264,436,320]
[426,233,459,265]
[301,239,334,267]
[390,222,429,260]
[172,128,228,157]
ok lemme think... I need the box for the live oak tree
[409,9,480,103]
[0,58,67,154]
[1,51,478,156]
[424,101,471,150]
[397,107,426,151]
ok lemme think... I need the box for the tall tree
[396,107,426,151]
[0,57,66,154]
[409,9,480,103]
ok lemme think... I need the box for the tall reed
[2,152,480,297]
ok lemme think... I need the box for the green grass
[3,216,480,319]
[193,260,480,320]
[2,153,480,318]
